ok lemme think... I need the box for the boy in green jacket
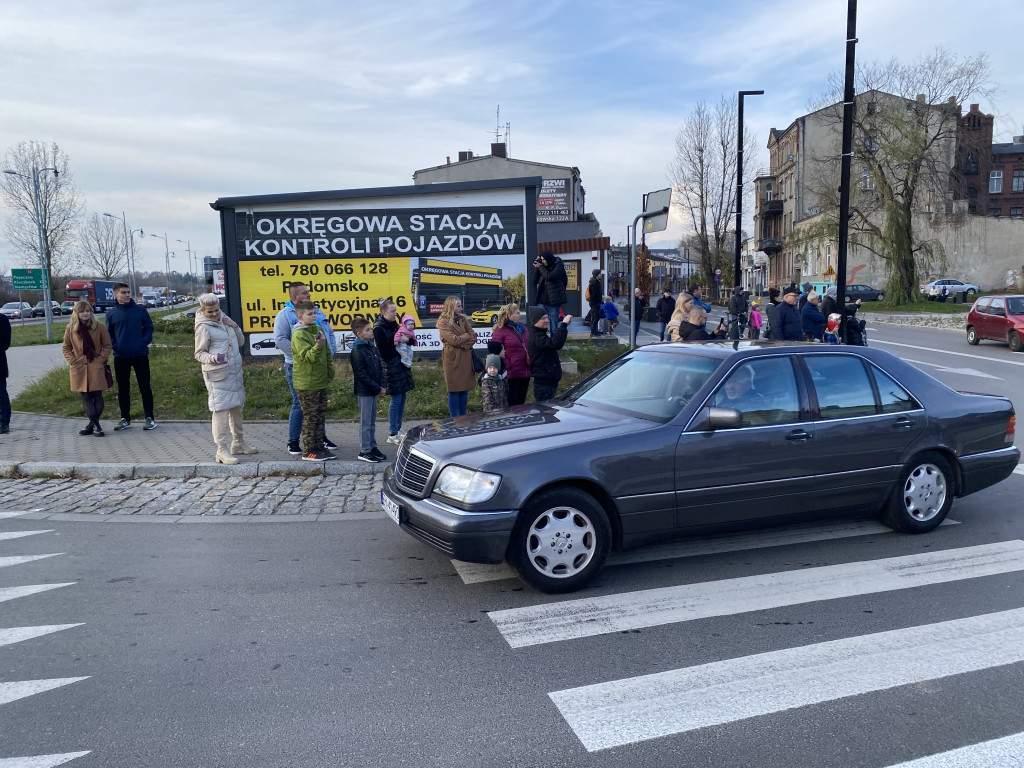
[291,300,335,462]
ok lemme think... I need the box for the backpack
[585,284,592,302]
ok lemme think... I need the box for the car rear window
[805,355,877,419]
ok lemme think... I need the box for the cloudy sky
[2,0,1022,274]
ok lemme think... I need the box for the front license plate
[381,489,402,525]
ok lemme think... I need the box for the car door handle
[892,417,913,431]
[785,430,812,442]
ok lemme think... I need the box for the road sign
[825,265,836,277]
[642,188,672,234]
[11,268,45,291]
[715,268,722,276]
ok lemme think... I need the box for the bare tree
[804,48,992,304]
[77,213,128,279]
[669,97,758,287]
[0,140,85,283]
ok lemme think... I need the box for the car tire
[967,326,980,345]
[876,293,885,301]
[881,452,954,534]
[1009,331,1023,353]
[490,314,498,325]
[507,487,611,593]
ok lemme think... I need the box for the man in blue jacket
[773,284,805,341]
[106,282,156,430]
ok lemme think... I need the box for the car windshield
[2,303,20,310]
[561,351,721,422]
[1007,298,1024,315]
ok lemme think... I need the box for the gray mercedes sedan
[381,342,1019,593]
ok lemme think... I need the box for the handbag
[104,362,114,388]
[471,348,484,373]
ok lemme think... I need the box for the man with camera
[532,250,568,331]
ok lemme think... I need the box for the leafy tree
[669,96,757,292]
[0,141,85,285]
[635,242,652,300]
[502,272,525,304]
[805,48,991,304]
[77,213,128,279]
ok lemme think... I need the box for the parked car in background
[0,302,33,319]
[32,300,64,318]
[921,278,981,298]
[966,295,1024,352]
[844,284,886,302]
[381,342,1019,592]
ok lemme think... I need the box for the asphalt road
[2,319,1023,768]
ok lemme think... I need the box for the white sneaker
[386,434,403,445]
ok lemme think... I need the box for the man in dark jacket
[633,288,647,345]
[587,269,604,336]
[533,250,568,330]
[728,287,749,340]
[655,288,675,341]
[106,282,156,431]
[0,313,10,433]
[845,301,867,346]
[773,284,805,341]
[680,307,728,341]
[527,306,571,402]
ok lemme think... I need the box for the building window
[1013,169,1024,193]
[866,101,877,115]
[988,208,1001,217]
[766,184,773,201]
[990,170,1002,193]
[1012,208,1023,220]
[864,129,878,153]
[861,168,875,191]
[965,152,978,175]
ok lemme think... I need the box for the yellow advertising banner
[239,257,420,332]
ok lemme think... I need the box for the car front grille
[394,443,436,498]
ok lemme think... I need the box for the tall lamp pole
[735,90,764,293]
[176,239,193,295]
[150,232,173,301]
[3,166,59,341]
[103,212,142,298]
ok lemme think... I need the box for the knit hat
[529,306,547,326]
[783,284,800,296]
[486,340,503,355]
[802,281,813,293]
[401,314,416,327]
[485,354,501,370]
[592,268,601,277]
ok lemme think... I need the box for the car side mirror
[692,406,743,431]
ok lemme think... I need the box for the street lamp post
[103,212,142,298]
[176,239,194,295]
[150,233,173,302]
[735,89,764,293]
[3,166,59,341]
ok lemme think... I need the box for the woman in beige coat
[62,300,113,436]
[194,293,257,464]
[436,295,478,417]
[666,293,696,342]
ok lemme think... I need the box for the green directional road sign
[11,268,45,291]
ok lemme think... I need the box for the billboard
[537,178,571,222]
[213,179,540,355]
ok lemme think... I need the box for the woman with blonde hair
[666,292,696,342]
[491,302,530,406]
[436,295,478,416]
[62,300,113,436]
[194,293,257,464]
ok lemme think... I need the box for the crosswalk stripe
[0,584,75,604]
[550,606,1024,752]
[0,513,33,520]
[0,555,62,569]
[0,531,53,542]
[1013,465,1024,476]
[0,625,84,649]
[883,730,1024,767]
[454,518,959,584]
[0,678,90,707]
[491,540,1024,648]
[0,753,92,768]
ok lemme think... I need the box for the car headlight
[434,465,501,504]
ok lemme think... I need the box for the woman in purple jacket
[491,303,531,406]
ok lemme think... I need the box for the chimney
[446,156,451,165]
[457,150,474,162]
[1013,136,1024,145]
[490,142,507,158]
[916,93,926,103]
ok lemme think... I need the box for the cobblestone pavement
[0,473,387,521]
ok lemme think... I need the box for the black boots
[80,420,105,437]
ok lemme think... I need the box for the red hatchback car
[966,295,1024,352]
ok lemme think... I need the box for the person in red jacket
[491,303,531,406]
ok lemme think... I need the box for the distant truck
[65,280,117,313]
